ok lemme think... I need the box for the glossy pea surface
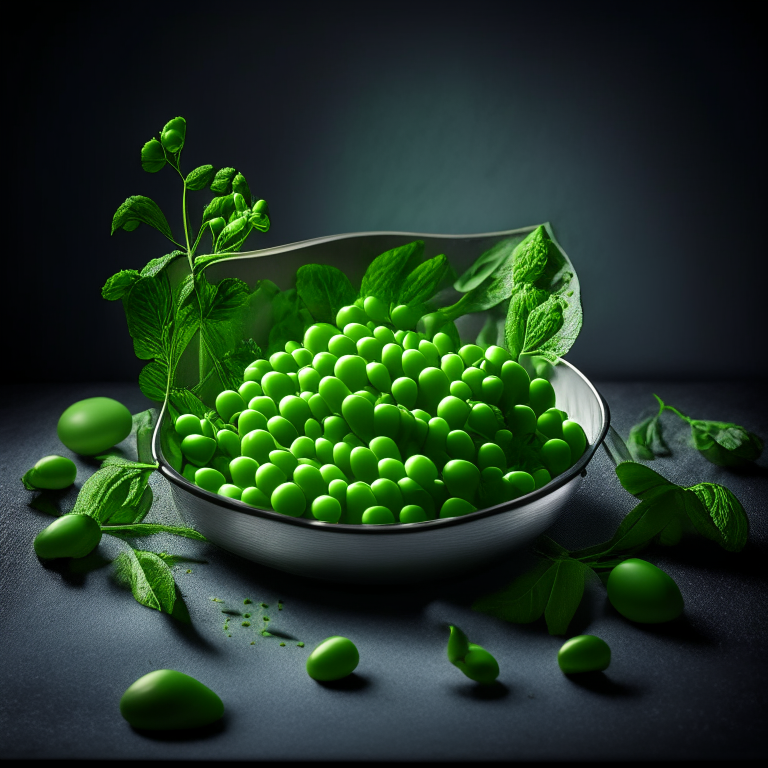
[119,670,224,730]
[306,637,360,681]
[24,455,77,489]
[57,397,132,455]
[558,635,611,674]
[33,514,102,559]
[607,558,684,623]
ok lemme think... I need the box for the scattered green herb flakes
[243,613,251,618]
[242,621,251,627]
[261,603,269,608]
[297,642,305,648]
[186,569,192,573]
[280,642,286,647]
[211,597,223,602]
[244,599,252,605]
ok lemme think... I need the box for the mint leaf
[202,194,235,224]
[102,270,140,301]
[512,226,550,284]
[472,559,558,623]
[102,523,206,541]
[615,461,678,500]
[544,559,588,635]
[398,254,451,308]
[296,264,358,325]
[169,388,209,419]
[684,483,749,552]
[138,360,168,402]
[453,237,521,293]
[504,284,548,358]
[217,214,250,252]
[628,414,670,460]
[124,274,173,360]
[210,167,237,195]
[186,164,215,190]
[114,549,176,613]
[522,295,565,353]
[690,420,764,467]
[73,462,153,525]
[111,195,177,244]
[104,485,153,525]
[140,250,186,278]
[360,241,424,304]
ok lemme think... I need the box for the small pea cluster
[175,298,588,524]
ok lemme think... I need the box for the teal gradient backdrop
[5,0,766,381]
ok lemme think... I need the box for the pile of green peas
[175,297,588,525]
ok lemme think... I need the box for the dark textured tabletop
[1,380,766,761]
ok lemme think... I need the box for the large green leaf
[360,241,424,303]
[296,264,358,325]
[111,195,175,242]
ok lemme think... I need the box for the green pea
[175,414,203,438]
[278,395,311,433]
[237,409,268,437]
[256,463,287,498]
[343,323,372,343]
[607,558,684,623]
[436,396,469,431]
[33,513,102,559]
[23,455,77,490]
[301,419,320,441]
[310,494,342,523]
[313,351,338,378]
[405,454,438,488]
[241,429,276,464]
[479,358,499,377]
[458,344,484,366]
[328,334,357,358]
[432,332,454,356]
[319,375,353,415]
[309,393,332,422]
[372,404,400,440]
[481,466,507,506]
[417,367,451,414]
[298,367,321,394]
[328,478,348,509]
[218,483,243,500]
[404,416,429,456]
[392,377,418,409]
[412,408,430,423]
[461,367,486,397]
[241,486,272,509]
[356,336,383,363]
[285,340,302,353]
[323,415,349,443]
[563,420,587,461]
[510,404,537,436]
[391,304,419,330]
[494,429,514,454]
[212,456,232,483]
[57,397,132,456]
[238,381,263,404]
[439,497,477,518]
[399,349,426,382]
[195,467,226,494]
[401,331,419,351]
[399,504,426,523]
[271,482,306,517]
[484,345,510,368]
[315,437,335,465]
[216,429,241,458]
[181,435,217,467]
[467,403,499,438]
[244,358,272,383]
[365,436,398,463]
[181,463,197,483]
[481,376,504,405]
[346,482,377,525]
[306,636,359,681]
[361,296,386,323]
[262,372,295,403]
[348,446,377,484]
[382,343,404,380]
[529,378,556,416]
[304,323,338,355]
[477,443,506,472]
[213,390,245,423]
[532,468,551,489]
[445,429,475,462]
[269,351,298,374]
[558,635,611,674]
[441,353,464,382]
[229,456,259,489]
[442,459,480,502]
[541,439,572,477]
[370,477,403,515]
[362,506,395,524]
[248,396,278,421]
[320,463,347,485]
[292,347,313,369]
[537,409,564,440]
[290,436,315,460]
[378,457,406,483]
[397,477,435,519]
[292,463,326,501]
[267,415,299,448]
[447,381,469,401]
[504,470,536,499]
[370,325,393,345]
[287,372,299,392]
[336,305,368,328]
[422,417,449,455]
[341,395,375,444]
[365,362,391,393]
[415,339,437,368]
[119,669,224,731]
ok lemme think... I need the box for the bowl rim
[152,227,608,535]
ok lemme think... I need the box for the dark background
[4,0,766,383]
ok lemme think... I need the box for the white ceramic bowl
[152,228,610,583]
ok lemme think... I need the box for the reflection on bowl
[152,229,609,584]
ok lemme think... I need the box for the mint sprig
[472,461,749,634]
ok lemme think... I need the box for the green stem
[662,403,693,425]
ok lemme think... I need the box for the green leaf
[690,420,764,467]
[29,492,63,517]
[102,523,206,541]
[472,559,558,623]
[453,237,520,293]
[132,409,158,465]
[141,139,166,173]
[266,288,312,357]
[169,388,209,419]
[138,360,168,402]
[512,226,550,284]
[603,495,681,554]
[398,254,451,308]
[104,485,153,525]
[210,167,237,195]
[296,264,358,325]
[216,214,250,251]
[124,274,173,360]
[114,549,176,613]
[232,172,251,203]
[476,306,507,350]
[72,463,153,525]
[522,295,565,353]
[140,250,185,278]
[504,283,548,358]
[186,165,215,190]
[615,461,678,500]
[447,625,470,664]
[360,241,424,304]
[628,414,671,460]
[202,194,235,224]
[544,559,588,635]
[532,534,570,560]
[684,483,749,552]
[111,195,176,243]
[102,270,140,301]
